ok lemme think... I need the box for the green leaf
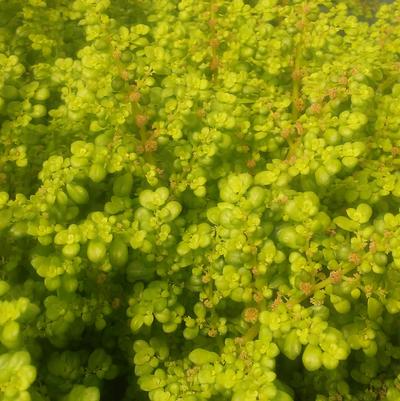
[302,344,322,372]
[367,297,383,320]
[333,216,359,231]
[188,348,219,365]
[346,203,372,224]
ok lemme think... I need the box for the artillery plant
[1,0,400,400]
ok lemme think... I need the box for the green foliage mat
[1,0,400,400]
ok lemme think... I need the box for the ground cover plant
[1,0,400,400]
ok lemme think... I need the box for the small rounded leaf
[188,348,219,365]
[302,344,322,371]
[66,183,89,205]
[87,240,107,264]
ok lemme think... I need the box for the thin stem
[242,323,260,343]
[287,265,356,308]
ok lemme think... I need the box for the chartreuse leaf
[188,349,219,365]
[346,203,373,224]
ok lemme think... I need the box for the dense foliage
[1,0,400,400]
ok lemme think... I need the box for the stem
[209,0,219,83]
[291,43,302,120]
[288,10,308,159]
[287,265,356,308]
[242,323,260,343]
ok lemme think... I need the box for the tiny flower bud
[135,114,148,128]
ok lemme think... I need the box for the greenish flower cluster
[1,0,400,400]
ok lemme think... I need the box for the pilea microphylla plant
[1,0,400,400]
